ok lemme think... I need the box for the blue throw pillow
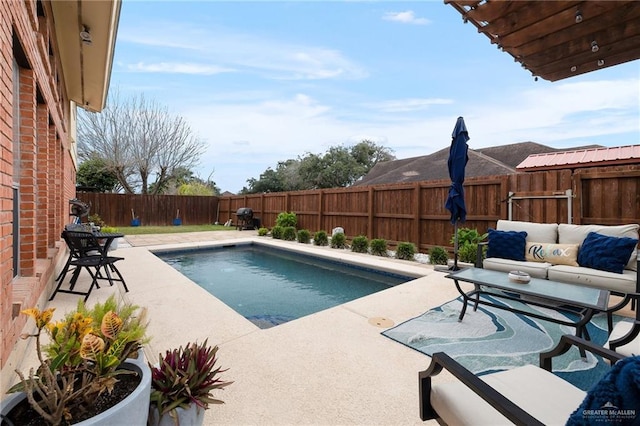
[486,229,527,261]
[577,232,639,274]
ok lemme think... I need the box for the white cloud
[119,22,367,80]
[383,11,430,25]
[126,62,235,75]
[365,98,453,113]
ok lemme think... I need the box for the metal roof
[516,145,640,171]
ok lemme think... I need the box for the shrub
[457,242,487,264]
[271,225,284,239]
[276,212,297,228]
[370,238,388,256]
[450,227,487,246]
[429,246,449,265]
[448,228,487,264]
[351,235,369,253]
[313,230,329,246]
[297,229,311,244]
[396,242,416,261]
[282,226,297,241]
[330,232,347,249]
[258,227,269,236]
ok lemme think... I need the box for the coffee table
[446,268,609,343]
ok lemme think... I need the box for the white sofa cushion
[430,364,585,426]
[558,223,639,271]
[548,265,637,294]
[483,257,551,279]
[497,220,558,243]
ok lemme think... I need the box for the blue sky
[110,1,640,193]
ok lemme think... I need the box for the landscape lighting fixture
[80,26,92,45]
[575,10,583,23]
[597,59,605,67]
[591,41,599,53]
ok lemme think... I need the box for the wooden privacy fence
[76,193,220,227]
[79,165,640,253]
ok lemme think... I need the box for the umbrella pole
[451,221,459,271]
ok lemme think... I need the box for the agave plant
[149,340,232,420]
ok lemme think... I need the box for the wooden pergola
[445,1,640,81]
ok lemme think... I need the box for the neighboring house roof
[517,144,640,171]
[355,141,578,186]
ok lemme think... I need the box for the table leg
[473,284,481,312]
[453,279,471,322]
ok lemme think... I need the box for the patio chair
[50,230,128,302]
[606,292,640,357]
[54,224,102,282]
[419,334,630,425]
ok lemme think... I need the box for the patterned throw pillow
[486,229,527,261]
[525,242,579,266]
[577,232,639,274]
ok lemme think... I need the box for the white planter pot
[0,355,151,425]
[149,403,205,426]
[108,238,119,251]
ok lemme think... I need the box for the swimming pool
[156,243,412,328]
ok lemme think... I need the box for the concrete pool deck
[125,231,459,425]
[5,231,634,425]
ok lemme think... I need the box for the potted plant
[1,295,151,425]
[148,340,232,426]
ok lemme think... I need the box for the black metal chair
[54,224,101,282]
[50,230,128,302]
[419,334,626,425]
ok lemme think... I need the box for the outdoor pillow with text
[525,242,579,266]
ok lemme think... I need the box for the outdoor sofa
[476,220,639,297]
[419,334,636,425]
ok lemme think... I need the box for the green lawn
[116,224,235,235]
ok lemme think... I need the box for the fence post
[414,182,421,251]
[367,186,375,239]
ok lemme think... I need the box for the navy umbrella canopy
[445,117,469,270]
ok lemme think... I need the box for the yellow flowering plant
[8,295,149,425]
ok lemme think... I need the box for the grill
[235,207,255,230]
[69,199,90,223]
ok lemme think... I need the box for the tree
[77,93,206,194]
[76,157,119,192]
[242,140,394,193]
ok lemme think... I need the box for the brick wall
[0,0,77,375]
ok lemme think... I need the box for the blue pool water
[157,244,411,328]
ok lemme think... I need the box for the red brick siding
[0,1,78,370]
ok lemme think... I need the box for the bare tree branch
[77,92,206,194]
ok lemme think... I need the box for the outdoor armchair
[419,334,627,425]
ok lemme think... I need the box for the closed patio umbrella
[445,117,469,270]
